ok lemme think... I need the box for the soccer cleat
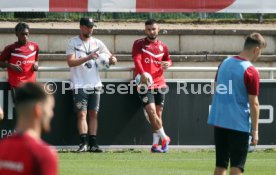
[151,144,163,153]
[77,143,88,152]
[89,145,103,153]
[161,136,171,153]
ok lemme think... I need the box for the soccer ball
[96,53,110,70]
[135,72,153,86]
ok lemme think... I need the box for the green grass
[59,150,276,175]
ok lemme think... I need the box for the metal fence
[37,66,276,79]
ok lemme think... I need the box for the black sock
[80,134,88,145]
[89,135,97,146]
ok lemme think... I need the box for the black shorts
[214,127,249,172]
[137,88,167,107]
[72,88,101,112]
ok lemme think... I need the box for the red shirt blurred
[0,132,58,175]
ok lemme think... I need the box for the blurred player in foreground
[0,82,58,175]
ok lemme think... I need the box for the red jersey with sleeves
[0,41,39,88]
[215,56,259,95]
[132,38,172,89]
[0,132,58,175]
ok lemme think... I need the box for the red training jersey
[0,132,58,175]
[132,38,172,89]
[0,41,39,88]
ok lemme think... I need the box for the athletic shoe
[151,144,163,153]
[161,136,170,153]
[77,143,88,152]
[89,145,103,153]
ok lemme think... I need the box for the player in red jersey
[132,19,172,153]
[0,82,57,175]
[0,22,39,103]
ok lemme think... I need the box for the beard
[83,33,91,38]
[147,35,157,41]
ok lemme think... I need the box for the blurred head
[15,22,30,45]
[80,17,96,38]
[15,83,55,133]
[243,32,267,62]
[145,19,159,41]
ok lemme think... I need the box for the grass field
[59,149,276,175]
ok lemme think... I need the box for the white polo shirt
[66,36,110,89]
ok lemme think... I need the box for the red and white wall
[0,0,276,13]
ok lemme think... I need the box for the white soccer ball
[96,53,110,70]
[135,72,153,86]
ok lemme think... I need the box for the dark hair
[145,19,157,26]
[15,83,48,107]
[244,32,266,50]
[15,22,29,34]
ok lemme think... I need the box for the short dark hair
[15,83,48,107]
[244,32,266,50]
[15,22,29,34]
[145,19,157,26]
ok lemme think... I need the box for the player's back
[0,132,57,175]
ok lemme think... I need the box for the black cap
[80,17,96,27]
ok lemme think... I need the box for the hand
[0,107,3,121]
[9,63,23,73]
[87,52,99,60]
[251,130,259,146]
[109,54,117,65]
[140,73,149,85]
[161,61,170,70]
[87,48,99,60]
[32,63,38,71]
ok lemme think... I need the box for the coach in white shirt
[66,17,117,153]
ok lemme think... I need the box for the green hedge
[0,12,275,21]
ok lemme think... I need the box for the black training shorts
[137,88,167,107]
[214,127,249,172]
